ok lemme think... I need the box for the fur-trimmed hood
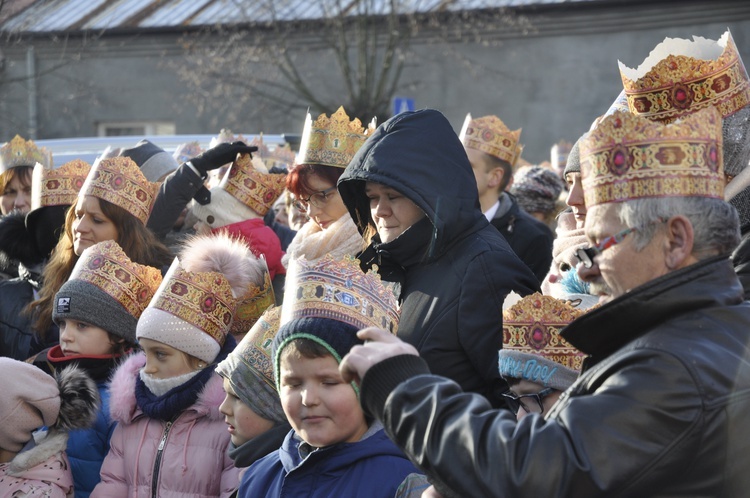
[108,352,226,425]
[7,429,68,476]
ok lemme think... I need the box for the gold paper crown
[31,159,91,211]
[235,305,282,390]
[221,153,287,216]
[620,30,750,122]
[79,157,159,225]
[0,135,53,173]
[296,106,374,168]
[581,108,724,208]
[209,129,248,149]
[71,240,162,319]
[148,258,237,346]
[502,293,585,372]
[172,142,203,164]
[249,136,296,171]
[551,140,573,172]
[459,114,523,167]
[281,254,399,334]
[232,257,276,336]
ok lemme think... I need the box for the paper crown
[500,293,586,389]
[281,254,399,334]
[209,129,248,149]
[70,240,162,319]
[79,157,159,225]
[296,106,374,168]
[619,30,750,122]
[31,159,91,211]
[459,114,523,166]
[235,305,281,390]
[220,153,287,216]
[172,142,203,164]
[581,107,724,208]
[146,258,237,346]
[0,135,53,173]
[232,256,276,336]
[551,140,573,173]
[249,136,296,171]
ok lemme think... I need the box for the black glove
[189,141,258,177]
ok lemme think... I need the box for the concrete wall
[2,0,750,163]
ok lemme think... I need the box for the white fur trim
[7,430,68,475]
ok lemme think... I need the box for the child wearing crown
[236,255,425,498]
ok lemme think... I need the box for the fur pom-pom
[0,211,40,266]
[53,364,100,432]
[180,232,267,298]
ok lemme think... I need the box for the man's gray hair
[615,197,740,258]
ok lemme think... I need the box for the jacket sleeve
[220,447,242,498]
[91,423,130,498]
[146,164,204,241]
[362,349,703,497]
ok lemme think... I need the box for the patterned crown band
[148,259,236,346]
[31,159,91,210]
[232,260,276,336]
[71,240,162,319]
[282,254,399,334]
[222,153,287,216]
[296,106,374,168]
[581,108,724,208]
[459,114,523,166]
[502,293,585,372]
[0,135,53,173]
[620,30,750,122]
[237,305,281,390]
[79,157,159,225]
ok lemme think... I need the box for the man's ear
[487,167,506,190]
[664,215,695,270]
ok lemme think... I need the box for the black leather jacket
[362,256,750,497]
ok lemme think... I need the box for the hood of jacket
[107,352,226,425]
[338,109,485,262]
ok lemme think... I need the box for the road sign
[392,97,415,116]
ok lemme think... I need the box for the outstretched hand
[339,327,419,386]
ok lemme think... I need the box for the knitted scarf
[281,214,363,269]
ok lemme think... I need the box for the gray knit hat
[120,139,179,182]
[562,137,582,177]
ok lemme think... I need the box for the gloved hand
[189,141,258,177]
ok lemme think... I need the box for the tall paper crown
[70,240,162,319]
[581,107,724,208]
[31,159,91,211]
[232,256,276,336]
[221,153,287,216]
[296,106,374,168]
[147,258,237,346]
[619,30,750,122]
[0,135,53,173]
[500,293,586,384]
[551,140,573,173]
[79,157,159,225]
[281,254,399,334]
[235,305,281,391]
[459,114,523,167]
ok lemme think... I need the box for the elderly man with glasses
[339,106,750,497]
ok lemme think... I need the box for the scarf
[282,215,363,269]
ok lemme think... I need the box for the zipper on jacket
[151,420,173,498]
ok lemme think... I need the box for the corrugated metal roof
[1,0,600,33]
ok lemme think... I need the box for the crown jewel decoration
[235,305,281,391]
[79,157,159,225]
[232,257,276,336]
[619,30,750,122]
[0,135,53,173]
[221,153,287,216]
[31,159,91,211]
[282,254,399,334]
[581,107,724,207]
[459,114,523,167]
[148,259,237,346]
[71,240,162,319]
[296,106,374,168]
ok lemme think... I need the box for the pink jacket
[0,430,73,498]
[91,354,240,498]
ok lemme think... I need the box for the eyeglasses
[502,388,555,415]
[293,186,337,212]
[574,217,668,269]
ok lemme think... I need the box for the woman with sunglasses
[282,107,374,270]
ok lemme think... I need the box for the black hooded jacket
[338,109,539,406]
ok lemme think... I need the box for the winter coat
[338,109,539,407]
[147,164,205,242]
[0,430,74,498]
[731,225,750,299]
[211,218,285,280]
[92,353,239,498]
[237,425,420,498]
[489,192,554,283]
[0,276,35,361]
[361,256,750,497]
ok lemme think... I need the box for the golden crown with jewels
[31,159,91,210]
[296,106,375,168]
[580,107,724,208]
[232,257,276,337]
[221,153,287,216]
[0,135,53,173]
[459,114,523,167]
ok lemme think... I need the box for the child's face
[219,377,275,447]
[139,338,198,379]
[279,352,368,448]
[59,319,114,356]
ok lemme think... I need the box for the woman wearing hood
[338,109,539,407]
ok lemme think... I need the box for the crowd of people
[0,28,749,498]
